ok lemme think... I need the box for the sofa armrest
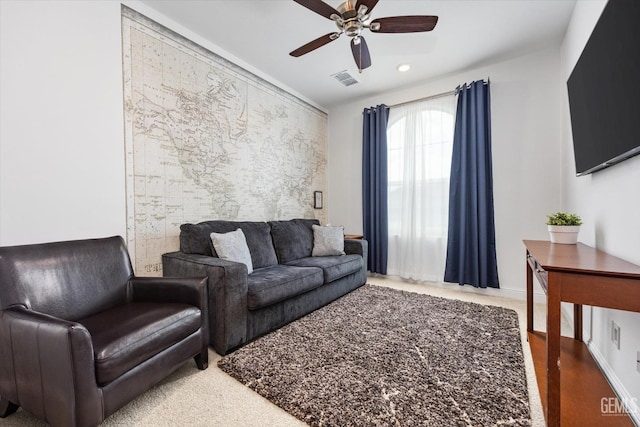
[0,306,102,426]
[162,251,248,355]
[345,239,368,269]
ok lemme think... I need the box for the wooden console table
[344,234,363,240]
[524,240,640,426]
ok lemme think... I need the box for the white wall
[561,0,640,416]
[0,0,323,249]
[0,1,126,245]
[328,47,564,298]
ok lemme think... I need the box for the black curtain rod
[388,90,456,109]
[455,78,490,95]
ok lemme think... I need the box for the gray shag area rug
[218,284,531,426]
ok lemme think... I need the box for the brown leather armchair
[0,236,209,426]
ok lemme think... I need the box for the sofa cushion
[210,228,253,274]
[247,265,324,310]
[180,221,278,269]
[286,254,363,283]
[269,218,320,263]
[312,224,346,256]
[80,302,201,385]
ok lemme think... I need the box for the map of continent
[122,7,328,275]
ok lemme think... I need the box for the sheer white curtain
[387,94,456,282]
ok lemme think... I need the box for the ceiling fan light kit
[290,0,438,73]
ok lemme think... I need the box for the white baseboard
[587,341,640,426]
[369,274,548,304]
[555,304,638,425]
[432,284,548,304]
[494,287,547,304]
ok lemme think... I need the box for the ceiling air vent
[331,70,358,87]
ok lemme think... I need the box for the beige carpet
[3,276,557,426]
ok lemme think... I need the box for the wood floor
[528,331,635,426]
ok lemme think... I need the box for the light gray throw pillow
[312,224,345,256]
[210,228,253,274]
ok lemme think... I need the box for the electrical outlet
[611,321,621,350]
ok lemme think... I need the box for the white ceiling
[139,0,577,109]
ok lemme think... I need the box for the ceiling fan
[289,0,438,73]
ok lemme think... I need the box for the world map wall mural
[121,6,328,275]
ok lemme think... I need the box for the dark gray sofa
[162,218,368,355]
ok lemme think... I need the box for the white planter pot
[548,225,580,244]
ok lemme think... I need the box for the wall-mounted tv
[567,0,640,176]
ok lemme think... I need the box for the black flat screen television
[567,0,640,176]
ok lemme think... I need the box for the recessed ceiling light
[397,64,411,72]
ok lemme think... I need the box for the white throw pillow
[312,224,345,257]
[210,228,253,274]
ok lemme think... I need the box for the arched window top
[387,97,456,181]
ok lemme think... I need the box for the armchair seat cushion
[247,265,324,310]
[286,254,364,283]
[80,302,201,385]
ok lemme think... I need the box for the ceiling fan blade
[351,36,372,72]
[290,32,341,57]
[370,16,438,33]
[355,0,379,14]
[293,0,341,20]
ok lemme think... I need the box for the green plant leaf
[546,212,582,226]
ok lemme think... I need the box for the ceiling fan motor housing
[336,1,364,37]
[343,20,362,37]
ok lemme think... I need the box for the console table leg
[574,304,583,341]
[527,255,533,334]
[546,272,562,427]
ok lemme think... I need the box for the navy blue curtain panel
[362,104,389,274]
[444,81,499,288]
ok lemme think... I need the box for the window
[386,94,456,282]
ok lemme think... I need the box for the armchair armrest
[0,306,102,426]
[162,252,248,355]
[128,276,207,310]
[128,276,209,350]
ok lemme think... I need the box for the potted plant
[546,212,582,244]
